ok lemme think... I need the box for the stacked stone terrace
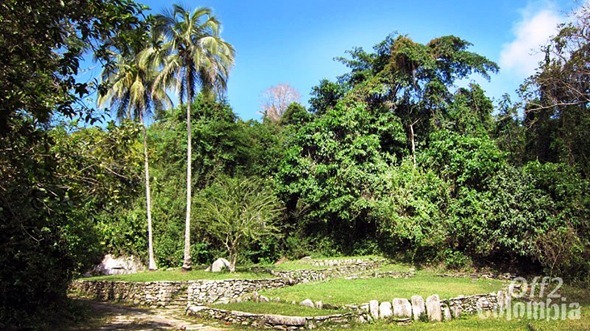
[70,257,511,329]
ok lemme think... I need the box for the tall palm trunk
[142,120,157,271]
[182,82,193,271]
[409,122,416,167]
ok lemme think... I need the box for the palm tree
[98,29,171,271]
[153,4,235,271]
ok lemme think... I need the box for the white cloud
[500,5,564,78]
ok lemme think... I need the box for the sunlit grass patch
[261,274,506,306]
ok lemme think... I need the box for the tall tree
[0,0,145,326]
[196,176,282,272]
[338,34,498,165]
[520,4,590,176]
[260,83,301,122]
[98,25,170,270]
[154,4,235,270]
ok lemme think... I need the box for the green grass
[374,263,415,273]
[211,301,347,317]
[349,305,590,331]
[79,268,272,282]
[261,273,506,306]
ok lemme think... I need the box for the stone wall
[187,278,296,305]
[187,305,356,330]
[268,262,381,283]
[69,278,297,308]
[304,258,385,267]
[350,290,508,322]
[69,280,189,308]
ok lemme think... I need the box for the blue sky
[88,0,578,121]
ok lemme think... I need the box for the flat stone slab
[426,294,442,322]
[393,298,412,319]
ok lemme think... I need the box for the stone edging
[436,272,515,280]
[186,289,511,329]
[352,289,511,322]
[187,305,355,330]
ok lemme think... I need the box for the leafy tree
[494,94,526,165]
[279,102,311,127]
[421,129,506,193]
[0,0,145,327]
[153,4,235,270]
[373,160,451,263]
[440,84,494,136]
[520,5,590,176]
[51,122,144,258]
[309,79,348,115]
[277,101,406,254]
[0,0,145,131]
[195,176,282,271]
[338,34,498,165]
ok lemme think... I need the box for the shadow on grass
[65,299,179,330]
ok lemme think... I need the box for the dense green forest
[1,0,590,328]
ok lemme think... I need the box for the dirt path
[70,300,229,331]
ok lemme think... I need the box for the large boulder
[206,258,231,272]
[91,254,146,275]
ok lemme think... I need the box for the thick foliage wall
[0,0,145,327]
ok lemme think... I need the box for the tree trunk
[142,121,157,271]
[409,123,416,167]
[229,250,237,273]
[182,89,193,271]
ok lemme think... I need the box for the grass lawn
[260,272,507,306]
[211,301,347,317]
[79,268,272,282]
[373,263,415,273]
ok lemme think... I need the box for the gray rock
[426,294,442,322]
[91,254,145,275]
[264,314,306,326]
[300,299,315,308]
[411,295,425,321]
[369,300,379,319]
[443,304,452,321]
[379,301,393,318]
[497,290,509,311]
[393,298,412,319]
[314,300,323,309]
[207,258,231,272]
[450,305,462,318]
[186,305,207,313]
[477,296,491,310]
